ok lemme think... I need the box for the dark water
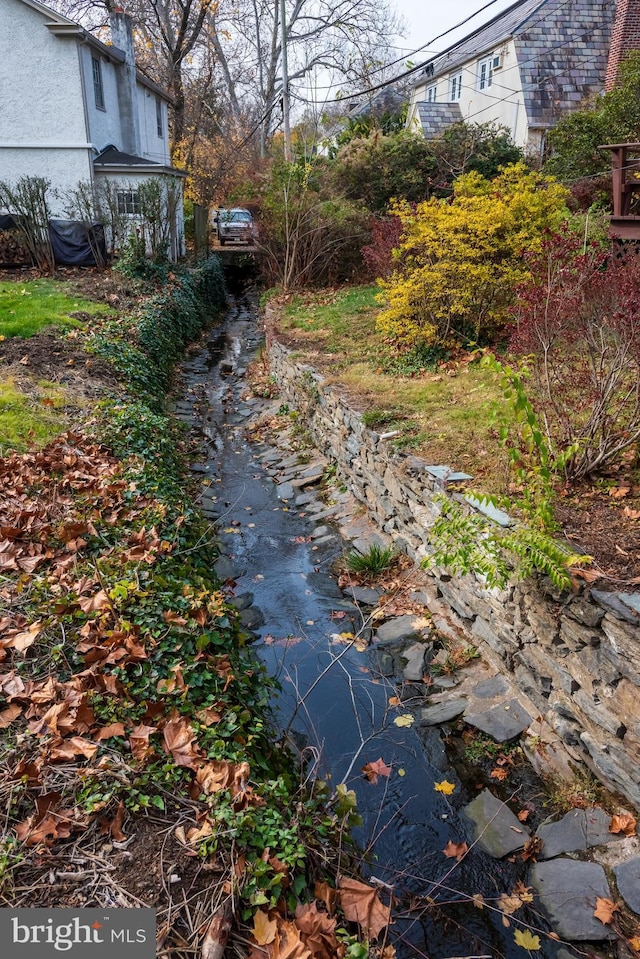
[177,297,565,959]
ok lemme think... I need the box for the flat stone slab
[584,806,625,847]
[306,572,343,599]
[228,591,254,611]
[239,606,265,630]
[402,642,428,681]
[534,806,624,857]
[530,860,614,940]
[469,675,510,699]
[425,465,473,483]
[294,490,318,505]
[613,856,640,914]
[463,788,530,857]
[465,494,513,527]
[301,463,325,479]
[377,652,395,677]
[430,675,462,692]
[346,586,382,606]
[537,810,588,859]
[352,534,388,555]
[309,505,342,522]
[311,525,331,539]
[376,615,429,645]
[213,555,237,581]
[464,698,533,742]
[418,699,468,726]
[312,535,337,548]
[291,474,322,489]
[592,590,640,624]
[276,482,295,500]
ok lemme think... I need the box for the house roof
[415,102,463,138]
[16,0,76,27]
[347,86,408,119]
[135,71,173,104]
[412,0,547,84]
[93,146,187,177]
[95,147,160,167]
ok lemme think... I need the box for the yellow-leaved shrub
[377,163,568,350]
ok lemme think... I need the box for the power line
[299,0,577,103]
[293,0,511,101]
[291,42,606,127]
[437,47,607,128]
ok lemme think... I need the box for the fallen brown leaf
[94,722,126,741]
[609,486,631,499]
[498,893,525,916]
[294,903,338,959]
[490,767,509,781]
[521,836,543,862]
[78,591,110,613]
[609,813,637,837]
[442,840,468,861]
[252,909,277,947]
[593,897,619,925]
[314,881,337,917]
[129,723,156,763]
[274,920,312,959]
[0,703,22,727]
[338,877,392,940]
[361,757,392,784]
[163,610,188,626]
[196,761,233,794]
[162,715,202,768]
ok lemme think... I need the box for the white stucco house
[0,0,185,260]
[407,0,615,158]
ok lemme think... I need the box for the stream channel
[173,295,572,959]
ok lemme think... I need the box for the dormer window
[92,56,105,111]
[478,55,494,91]
[156,97,163,138]
[426,83,437,103]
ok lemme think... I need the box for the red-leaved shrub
[361,215,403,279]
[510,227,640,479]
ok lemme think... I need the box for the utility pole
[280,0,291,161]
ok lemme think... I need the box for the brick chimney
[606,0,640,90]
[109,8,142,156]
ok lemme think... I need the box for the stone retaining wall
[267,332,640,810]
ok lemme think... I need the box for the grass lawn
[0,278,109,338]
[0,378,68,454]
[278,286,512,490]
[0,277,111,452]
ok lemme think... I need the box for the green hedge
[92,256,226,407]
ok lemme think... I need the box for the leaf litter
[0,430,396,959]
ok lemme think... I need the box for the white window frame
[478,55,494,91]
[117,190,140,215]
[92,56,105,111]
[450,73,462,101]
[426,83,437,103]
[156,97,164,138]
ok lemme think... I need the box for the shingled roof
[411,0,615,141]
[415,102,463,138]
[412,0,546,84]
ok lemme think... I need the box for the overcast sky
[390,0,516,63]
